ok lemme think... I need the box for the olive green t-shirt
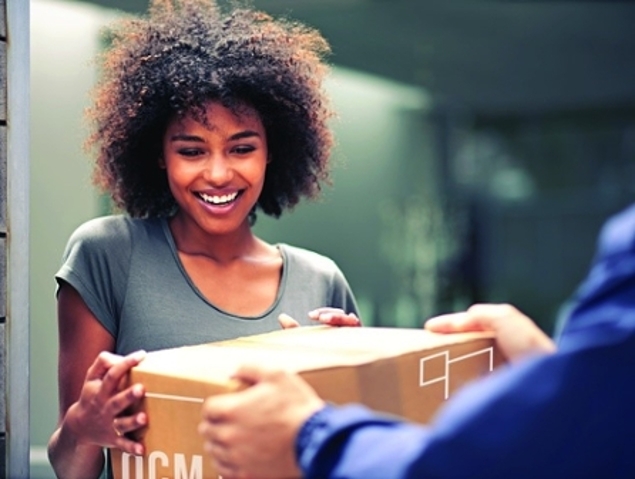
[56,215,359,354]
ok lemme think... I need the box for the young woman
[47,1,359,477]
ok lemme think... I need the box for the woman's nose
[203,155,233,184]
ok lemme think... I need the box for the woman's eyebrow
[169,131,261,142]
[229,130,261,141]
[169,134,205,142]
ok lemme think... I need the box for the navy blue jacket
[297,204,635,479]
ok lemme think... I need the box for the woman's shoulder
[278,243,341,274]
[65,215,162,250]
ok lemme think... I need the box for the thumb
[231,364,272,386]
[278,313,301,329]
[425,312,479,333]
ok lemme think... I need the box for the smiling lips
[197,191,241,207]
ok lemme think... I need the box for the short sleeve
[55,215,133,338]
[276,244,360,324]
[328,265,360,318]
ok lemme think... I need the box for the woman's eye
[232,145,256,155]
[178,148,203,157]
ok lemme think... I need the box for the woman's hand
[278,308,362,329]
[308,307,362,326]
[425,303,556,363]
[50,283,148,479]
[63,350,148,456]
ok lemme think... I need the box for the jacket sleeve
[298,334,635,479]
[297,204,635,479]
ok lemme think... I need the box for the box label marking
[120,451,203,479]
[419,347,494,399]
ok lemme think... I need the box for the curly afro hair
[86,0,335,218]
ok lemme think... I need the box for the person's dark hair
[87,0,334,218]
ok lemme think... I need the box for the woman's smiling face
[162,100,268,238]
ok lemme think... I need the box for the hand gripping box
[111,326,504,479]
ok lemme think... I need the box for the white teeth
[199,191,239,205]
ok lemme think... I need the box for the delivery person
[198,203,635,479]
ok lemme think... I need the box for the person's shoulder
[69,214,129,240]
[278,243,340,274]
[598,203,635,257]
[66,215,160,248]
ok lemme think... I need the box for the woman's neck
[168,214,260,264]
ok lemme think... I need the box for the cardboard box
[112,326,504,479]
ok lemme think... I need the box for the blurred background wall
[30,1,113,477]
[30,0,635,477]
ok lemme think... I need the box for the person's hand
[278,308,362,329]
[425,303,556,364]
[199,365,325,479]
[62,350,148,456]
[309,307,361,326]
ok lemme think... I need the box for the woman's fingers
[280,310,362,328]
[308,307,350,318]
[278,313,301,329]
[85,350,145,381]
[84,351,121,381]
[71,350,148,451]
[94,350,146,398]
[322,313,361,326]
[112,410,147,438]
[110,391,147,455]
[309,308,361,326]
[109,383,146,417]
[113,427,146,456]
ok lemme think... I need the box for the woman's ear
[158,156,166,169]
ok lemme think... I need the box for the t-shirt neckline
[159,217,288,320]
